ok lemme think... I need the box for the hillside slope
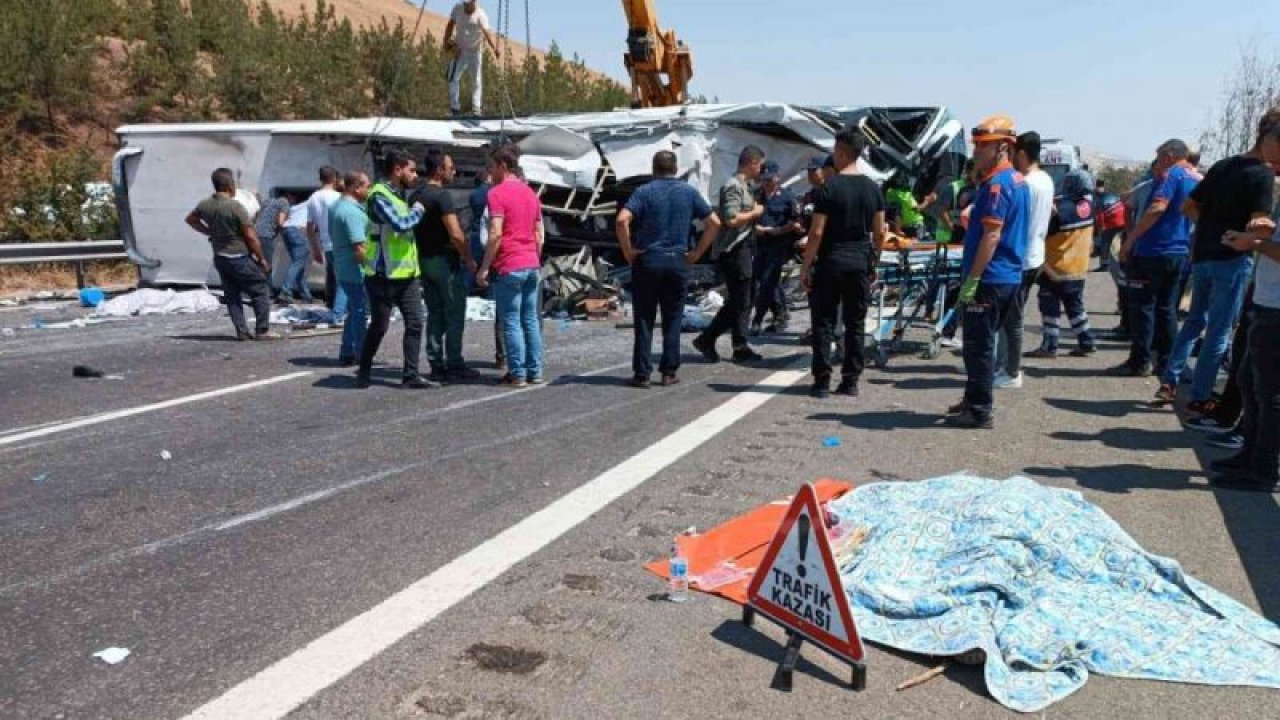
[263,0,623,85]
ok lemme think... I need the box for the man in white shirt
[306,166,345,319]
[444,1,500,117]
[994,131,1053,389]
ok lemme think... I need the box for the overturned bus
[113,103,965,287]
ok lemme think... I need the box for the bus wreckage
[114,103,965,288]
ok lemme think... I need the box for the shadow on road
[867,377,965,391]
[1042,397,1163,418]
[167,333,239,342]
[1050,428,1187,452]
[1024,463,1205,494]
[708,620,847,690]
[809,410,941,431]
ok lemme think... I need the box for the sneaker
[1024,348,1058,360]
[810,383,831,399]
[1209,473,1278,493]
[834,379,859,397]
[628,375,651,389]
[402,374,441,390]
[692,335,720,363]
[660,374,681,387]
[946,399,969,415]
[1206,431,1245,451]
[235,329,255,341]
[1184,416,1224,433]
[427,370,451,384]
[527,377,545,386]
[498,374,528,388]
[994,372,1023,390]
[447,367,483,382]
[1068,346,1097,358]
[939,337,962,349]
[732,347,764,363]
[1152,383,1177,406]
[945,408,993,429]
[355,373,372,389]
[1186,399,1220,419]
[252,331,283,341]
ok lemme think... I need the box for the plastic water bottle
[668,541,689,603]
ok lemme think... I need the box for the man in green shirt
[693,145,766,364]
[184,168,277,341]
[886,180,924,238]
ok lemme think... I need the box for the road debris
[896,662,949,691]
[72,365,106,379]
[822,436,842,448]
[159,450,173,461]
[464,643,547,675]
[91,647,131,665]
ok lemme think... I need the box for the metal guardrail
[0,240,130,287]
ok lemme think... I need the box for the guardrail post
[75,261,87,289]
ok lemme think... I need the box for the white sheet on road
[92,289,221,317]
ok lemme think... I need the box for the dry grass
[0,261,138,296]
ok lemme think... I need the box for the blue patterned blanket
[826,475,1280,712]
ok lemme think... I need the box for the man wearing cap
[946,115,1030,429]
[1108,139,1199,377]
[693,146,767,364]
[751,161,803,335]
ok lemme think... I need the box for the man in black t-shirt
[800,130,887,399]
[411,149,480,383]
[1155,111,1278,415]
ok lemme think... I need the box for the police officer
[357,149,435,389]
[751,161,803,334]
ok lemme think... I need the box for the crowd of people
[185,107,1280,494]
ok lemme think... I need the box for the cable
[362,0,431,161]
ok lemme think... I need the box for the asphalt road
[1,278,1277,720]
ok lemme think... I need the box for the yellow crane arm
[620,0,692,108]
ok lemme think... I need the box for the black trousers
[701,243,753,350]
[810,263,871,383]
[962,282,1020,419]
[213,255,272,335]
[1126,254,1188,369]
[1239,307,1280,480]
[1215,297,1252,427]
[631,255,687,378]
[359,276,425,380]
[752,241,791,326]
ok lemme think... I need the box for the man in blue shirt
[947,115,1030,429]
[1110,139,1199,376]
[616,151,722,387]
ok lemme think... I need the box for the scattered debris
[464,643,547,675]
[78,287,106,308]
[896,662,949,692]
[159,450,173,461]
[32,473,50,484]
[269,306,336,327]
[822,436,842,448]
[92,647,131,665]
[1,328,14,338]
[465,297,495,322]
[72,365,106,379]
[0,298,18,308]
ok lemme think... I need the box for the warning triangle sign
[746,483,864,663]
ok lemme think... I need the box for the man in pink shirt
[477,147,545,387]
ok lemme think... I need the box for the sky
[435,0,1272,162]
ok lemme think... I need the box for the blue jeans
[338,279,368,362]
[1126,254,1188,369]
[325,251,349,320]
[962,282,1020,420]
[281,227,313,301]
[1161,255,1253,400]
[495,268,544,380]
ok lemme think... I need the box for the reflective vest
[363,182,419,279]
[939,180,964,243]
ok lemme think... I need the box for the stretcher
[867,238,964,367]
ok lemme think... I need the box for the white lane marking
[182,365,807,720]
[0,372,314,448]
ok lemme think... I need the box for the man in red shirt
[477,147,545,387]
